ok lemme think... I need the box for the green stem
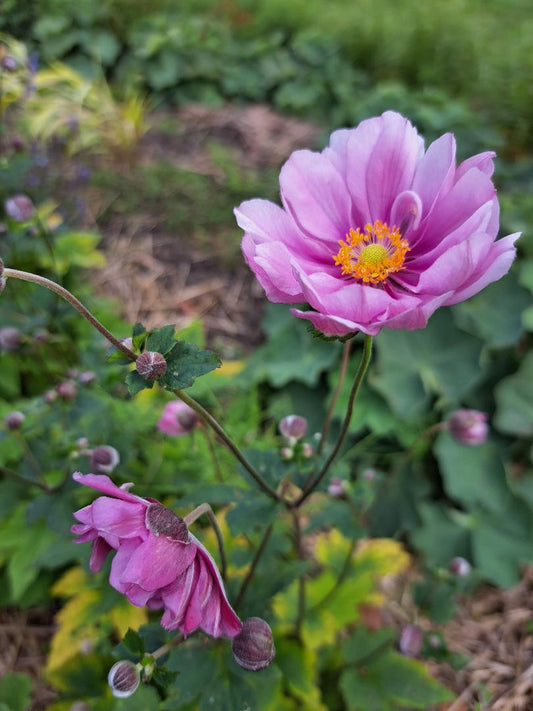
[184,503,227,581]
[293,335,373,507]
[318,340,352,456]
[0,464,51,493]
[175,389,280,502]
[2,268,137,361]
[309,536,357,615]
[200,426,224,483]
[234,523,274,609]
[150,634,184,661]
[291,510,306,640]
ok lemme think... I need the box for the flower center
[146,503,189,542]
[333,220,410,284]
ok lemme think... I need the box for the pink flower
[157,400,199,436]
[448,409,488,445]
[71,472,242,639]
[235,111,519,336]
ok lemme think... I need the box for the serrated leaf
[226,495,278,536]
[126,370,154,395]
[122,628,145,657]
[146,325,176,355]
[276,640,326,709]
[132,323,148,350]
[159,341,221,390]
[341,627,395,665]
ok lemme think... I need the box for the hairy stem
[175,389,280,502]
[318,340,352,456]
[234,523,274,609]
[293,334,373,507]
[2,268,136,360]
[184,503,227,581]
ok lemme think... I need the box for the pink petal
[412,133,456,216]
[72,472,146,505]
[90,537,112,572]
[120,533,197,591]
[90,498,147,541]
[456,151,495,180]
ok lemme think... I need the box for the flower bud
[280,446,293,461]
[5,411,25,430]
[33,328,49,344]
[279,415,307,443]
[398,624,423,657]
[301,442,314,459]
[136,351,167,380]
[327,477,346,498]
[120,336,134,351]
[448,409,488,446]
[449,556,471,577]
[90,445,120,474]
[0,326,21,351]
[76,437,90,449]
[44,389,58,403]
[232,617,275,671]
[4,194,35,222]
[363,468,376,482]
[157,400,198,436]
[1,55,17,72]
[79,370,96,386]
[107,660,140,698]
[57,380,77,400]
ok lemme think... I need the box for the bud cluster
[278,415,314,461]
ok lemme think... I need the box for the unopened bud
[107,660,140,698]
[232,617,275,672]
[57,380,77,400]
[5,411,25,430]
[79,370,96,386]
[0,326,21,351]
[90,445,120,474]
[301,443,314,459]
[363,468,376,482]
[449,556,471,577]
[76,437,89,449]
[448,410,488,446]
[279,415,307,443]
[4,194,35,222]
[398,624,423,658]
[136,351,167,380]
[120,337,134,351]
[280,446,293,461]
[44,389,58,403]
[327,477,346,498]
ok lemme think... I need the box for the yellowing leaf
[276,640,327,711]
[51,566,88,597]
[109,600,148,636]
[215,360,244,377]
[354,538,410,577]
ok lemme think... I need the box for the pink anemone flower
[157,400,199,437]
[71,472,242,639]
[235,111,519,337]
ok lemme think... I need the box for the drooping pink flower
[235,111,519,337]
[157,400,199,437]
[71,472,242,639]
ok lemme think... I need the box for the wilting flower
[448,409,488,445]
[157,400,199,436]
[235,111,519,336]
[71,473,242,639]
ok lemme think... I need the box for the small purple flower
[0,326,22,351]
[90,445,120,474]
[449,556,471,577]
[279,415,307,443]
[398,624,423,657]
[71,473,242,639]
[5,195,35,222]
[56,380,77,400]
[448,409,488,445]
[235,111,519,336]
[327,477,346,498]
[157,401,199,436]
[5,411,25,430]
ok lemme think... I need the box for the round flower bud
[0,326,21,351]
[448,409,488,446]
[44,389,58,403]
[4,194,35,222]
[56,380,77,400]
[1,55,17,72]
[280,446,293,461]
[5,411,25,430]
[79,370,96,386]
[363,468,377,482]
[232,617,275,672]
[327,477,346,498]
[136,351,167,380]
[398,624,423,658]
[279,415,307,443]
[107,660,140,698]
[301,442,314,459]
[449,556,471,577]
[90,445,120,474]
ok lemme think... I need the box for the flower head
[232,617,275,671]
[235,111,519,336]
[448,409,488,445]
[71,473,242,639]
[157,400,199,437]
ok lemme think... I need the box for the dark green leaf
[159,341,220,390]
[0,673,32,711]
[494,352,533,436]
[123,628,145,657]
[126,370,153,395]
[146,325,176,355]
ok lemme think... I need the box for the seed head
[136,351,167,380]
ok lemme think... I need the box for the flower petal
[120,533,197,591]
[72,472,146,505]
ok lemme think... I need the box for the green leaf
[434,433,510,513]
[132,323,148,350]
[341,627,395,665]
[275,640,324,708]
[113,684,161,710]
[159,341,221,390]
[0,673,32,711]
[125,370,153,395]
[410,502,471,568]
[123,628,145,657]
[494,352,533,436]
[373,310,483,416]
[42,231,105,275]
[226,494,278,536]
[471,516,533,587]
[146,325,176,355]
[87,29,121,65]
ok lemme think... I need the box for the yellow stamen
[333,220,410,284]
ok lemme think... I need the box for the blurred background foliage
[0,0,532,708]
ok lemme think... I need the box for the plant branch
[309,535,357,614]
[292,334,373,507]
[0,464,51,492]
[318,339,352,455]
[175,389,280,501]
[291,510,306,640]
[200,426,224,483]
[234,523,274,609]
[2,268,137,360]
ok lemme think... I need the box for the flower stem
[291,510,306,640]
[175,389,280,502]
[318,339,352,456]
[184,503,227,581]
[2,268,137,361]
[234,523,274,609]
[150,634,184,661]
[0,464,51,493]
[200,426,224,483]
[293,334,373,507]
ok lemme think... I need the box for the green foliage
[0,673,32,711]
